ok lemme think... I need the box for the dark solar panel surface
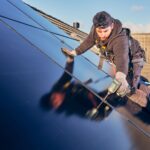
[0,0,150,149]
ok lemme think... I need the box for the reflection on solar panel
[0,0,150,149]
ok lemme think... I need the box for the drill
[86,79,122,119]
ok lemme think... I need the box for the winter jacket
[75,19,144,75]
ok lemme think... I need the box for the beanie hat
[93,11,114,28]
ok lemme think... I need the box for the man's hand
[115,72,129,97]
[61,48,77,57]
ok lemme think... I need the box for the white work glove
[61,48,77,57]
[115,72,129,97]
[70,50,77,57]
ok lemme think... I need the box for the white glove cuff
[115,72,126,80]
[73,50,77,56]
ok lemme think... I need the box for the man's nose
[100,32,105,37]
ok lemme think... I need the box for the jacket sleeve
[75,26,95,55]
[112,35,129,75]
[131,38,146,62]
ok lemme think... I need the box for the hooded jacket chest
[95,39,114,61]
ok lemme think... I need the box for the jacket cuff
[115,71,126,79]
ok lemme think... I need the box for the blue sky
[24,0,150,33]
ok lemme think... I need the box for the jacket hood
[111,19,122,36]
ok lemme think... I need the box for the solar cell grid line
[7,0,69,38]
[0,15,78,41]
[0,0,77,41]
[7,0,78,47]
[6,0,101,65]
[4,0,81,58]
[0,17,150,139]
[0,0,42,29]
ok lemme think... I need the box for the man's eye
[97,31,102,34]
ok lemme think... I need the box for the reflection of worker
[62,11,150,108]
[49,57,74,109]
[49,56,113,119]
[41,56,150,121]
[49,57,99,111]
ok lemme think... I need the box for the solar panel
[2,0,150,136]
[0,19,134,150]
[1,1,150,149]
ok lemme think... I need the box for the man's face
[95,23,114,41]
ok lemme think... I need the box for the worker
[62,11,150,109]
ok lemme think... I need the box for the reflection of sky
[2,0,80,49]
[87,77,112,92]
[7,0,69,37]
[73,56,107,82]
[83,51,116,77]
[82,50,99,66]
